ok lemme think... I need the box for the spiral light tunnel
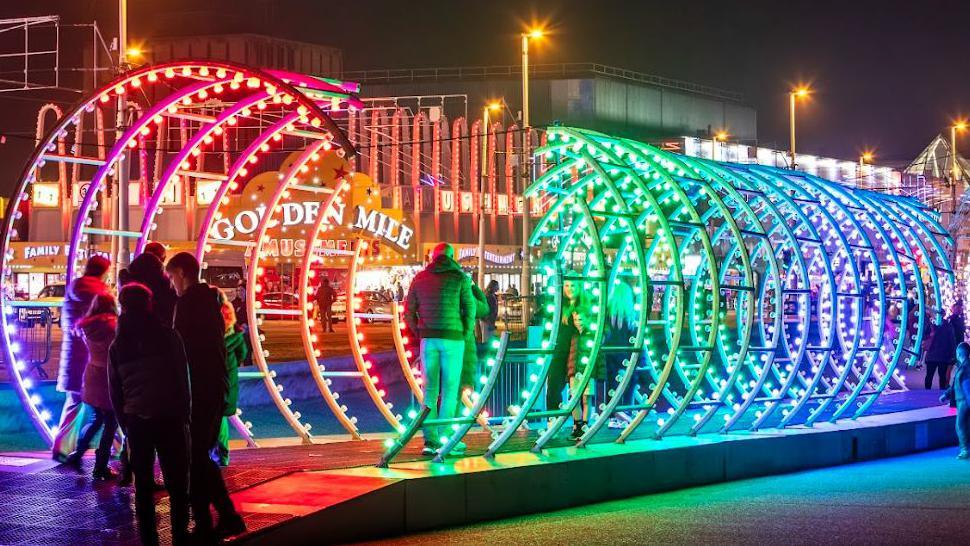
[379,125,955,465]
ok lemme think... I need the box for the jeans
[926,360,952,390]
[75,407,119,471]
[125,415,190,545]
[958,404,970,452]
[190,403,240,532]
[53,391,88,458]
[481,322,496,343]
[420,338,465,446]
[546,359,568,412]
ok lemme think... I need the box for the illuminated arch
[374,125,953,466]
[1,60,358,446]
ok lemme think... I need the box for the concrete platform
[232,405,958,544]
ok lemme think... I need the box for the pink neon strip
[136,91,268,255]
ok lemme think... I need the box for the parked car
[18,284,64,328]
[331,294,347,322]
[356,290,393,323]
[325,291,392,323]
[259,291,300,320]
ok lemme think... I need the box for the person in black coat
[108,283,191,545]
[953,300,966,345]
[925,316,957,390]
[483,280,499,341]
[315,278,336,333]
[165,252,246,541]
[128,252,178,327]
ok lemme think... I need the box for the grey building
[342,62,756,143]
[143,33,343,75]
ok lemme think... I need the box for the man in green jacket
[405,243,475,455]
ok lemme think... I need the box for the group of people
[404,243,501,454]
[923,300,970,461]
[52,244,246,544]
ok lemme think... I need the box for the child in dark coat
[108,283,191,545]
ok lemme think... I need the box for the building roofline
[150,32,341,52]
[341,62,744,103]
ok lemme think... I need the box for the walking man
[315,277,336,332]
[404,243,475,455]
[166,252,246,541]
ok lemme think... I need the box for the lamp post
[951,121,966,184]
[950,121,967,257]
[519,28,543,325]
[115,0,131,275]
[478,101,501,287]
[788,86,810,169]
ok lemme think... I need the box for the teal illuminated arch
[377,126,954,465]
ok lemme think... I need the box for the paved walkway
[364,445,970,545]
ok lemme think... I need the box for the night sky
[1,0,968,186]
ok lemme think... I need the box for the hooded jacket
[58,275,108,392]
[78,312,117,410]
[404,255,475,340]
[174,282,229,413]
[128,253,178,327]
[108,314,191,424]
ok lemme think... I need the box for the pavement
[359,445,970,545]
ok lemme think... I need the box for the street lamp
[952,120,967,184]
[789,86,811,169]
[520,27,545,323]
[478,101,502,287]
[949,120,967,264]
[858,150,874,188]
[713,130,728,161]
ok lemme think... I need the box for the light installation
[2,61,955,462]
[378,125,955,464]
[1,61,359,445]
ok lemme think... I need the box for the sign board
[31,183,59,207]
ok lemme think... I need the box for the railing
[341,62,744,103]
[8,308,54,380]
